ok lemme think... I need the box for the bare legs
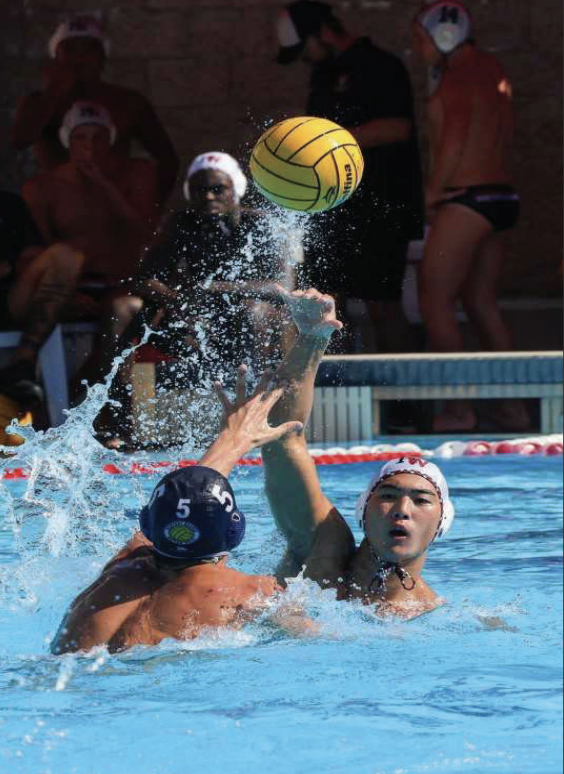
[0,244,84,408]
[8,244,85,365]
[419,204,523,431]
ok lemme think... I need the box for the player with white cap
[48,15,110,60]
[184,152,248,205]
[415,0,472,56]
[411,1,527,434]
[58,101,117,149]
[262,288,455,617]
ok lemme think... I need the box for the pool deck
[309,351,563,443]
[132,350,563,446]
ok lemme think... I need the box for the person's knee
[461,289,497,322]
[108,295,144,324]
[47,243,85,280]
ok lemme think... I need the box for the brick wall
[1,0,562,297]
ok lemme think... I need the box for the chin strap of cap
[368,548,417,594]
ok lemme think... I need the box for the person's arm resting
[349,117,412,149]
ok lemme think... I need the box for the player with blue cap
[52,367,304,654]
[139,466,246,563]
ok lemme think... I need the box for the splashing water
[0,206,561,773]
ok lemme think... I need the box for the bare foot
[487,400,532,433]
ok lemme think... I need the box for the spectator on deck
[275,1,425,355]
[10,15,178,203]
[134,152,296,380]
[20,101,159,395]
[91,152,298,448]
[413,1,528,432]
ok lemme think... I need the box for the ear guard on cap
[417,0,472,55]
[356,459,456,543]
[139,505,151,541]
[59,101,117,149]
[48,16,110,59]
[184,152,248,203]
[139,466,247,561]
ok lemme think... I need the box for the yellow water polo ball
[250,116,364,213]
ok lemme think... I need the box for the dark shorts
[304,221,409,302]
[442,185,521,232]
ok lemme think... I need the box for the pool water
[0,446,562,774]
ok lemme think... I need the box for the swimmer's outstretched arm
[201,364,303,478]
[102,370,302,572]
[262,289,356,583]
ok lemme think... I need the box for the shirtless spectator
[413,1,526,432]
[21,101,159,393]
[10,15,178,203]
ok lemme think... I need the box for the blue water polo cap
[139,466,246,561]
[417,1,472,55]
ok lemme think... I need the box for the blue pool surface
[0,448,562,774]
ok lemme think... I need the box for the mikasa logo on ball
[250,116,364,214]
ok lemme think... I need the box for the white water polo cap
[417,1,472,55]
[49,15,110,59]
[355,456,455,542]
[59,101,117,148]
[184,152,248,203]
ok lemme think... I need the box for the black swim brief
[442,185,520,232]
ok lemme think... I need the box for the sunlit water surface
[0,435,561,774]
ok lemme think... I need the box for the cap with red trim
[48,15,109,59]
[277,1,334,64]
[59,101,116,148]
[184,152,248,203]
[355,457,455,542]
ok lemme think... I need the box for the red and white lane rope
[1,435,561,480]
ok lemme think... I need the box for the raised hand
[275,286,343,338]
[76,160,107,185]
[213,364,303,452]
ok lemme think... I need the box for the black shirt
[307,38,424,239]
[0,191,44,292]
[141,208,283,371]
[145,209,281,290]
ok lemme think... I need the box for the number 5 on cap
[212,484,234,513]
[176,499,191,519]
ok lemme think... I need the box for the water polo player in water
[52,370,305,655]
[262,288,455,618]
[52,288,454,654]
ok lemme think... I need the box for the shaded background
[1,0,562,298]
